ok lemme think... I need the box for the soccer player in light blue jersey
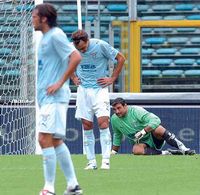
[71,30,125,170]
[111,97,195,155]
[32,4,83,195]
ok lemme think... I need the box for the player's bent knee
[132,145,145,155]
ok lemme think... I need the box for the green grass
[0,154,200,195]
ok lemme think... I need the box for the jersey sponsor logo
[81,64,96,72]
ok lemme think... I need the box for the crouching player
[111,97,196,155]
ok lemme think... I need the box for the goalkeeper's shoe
[39,189,56,195]
[167,149,196,155]
[64,185,83,195]
[84,161,97,170]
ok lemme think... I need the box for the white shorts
[75,85,110,121]
[38,103,68,139]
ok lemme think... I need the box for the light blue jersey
[37,27,76,106]
[76,38,118,88]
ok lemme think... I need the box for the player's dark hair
[34,3,57,27]
[112,98,127,107]
[71,29,89,45]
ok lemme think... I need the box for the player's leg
[38,104,57,195]
[133,143,163,155]
[98,116,111,169]
[153,125,195,155]
[82,119,97,170]
[53,103,82,194]
[75,86,97,170]
[95,87,111,169]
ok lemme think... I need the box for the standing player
[71,30,125,170]
[111,97,196,155]
[32,3,83,195]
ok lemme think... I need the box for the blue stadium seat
[137,4,149,12]
[176,28,196,32]
[142,28,153,33]
[117,16,128,21]
[0,59,5,66]
[190,37,200,44]
[141,16,163,20]
[145,37,166,44]
[179,48,200,55]
[174,59,195,65]
[162,70,184,77]
[100,16,116,22]
[142,48,154,55]
[168,37,188,44]
[107,4,128,11]
[142,59,150,65]
[74,15,94,22]
[156,48,177,55]
[175,4,195,11]
[4,69,20,76]
[185,69,200,76]
[154,28,173,33]
[12,59,20,66]
[62,5,77,11]
[152,4,173,11]
[0,48,12,55]
[142,70,161,77]
[187,15,200,20]
[16,4,34,11]
[57,16,72,22]
[164,15,185,20]
[87,5,105,10]
[60,26,78,33]
[196,59,200,65]
[152,59,172,66]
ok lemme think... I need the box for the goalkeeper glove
[111,149,118,155]
[134,129,146,142]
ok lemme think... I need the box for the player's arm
[71,73,81,86]
[47,50,82,94]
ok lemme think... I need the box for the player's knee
[132,145,145,155]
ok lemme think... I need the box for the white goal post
[0,0,35,154]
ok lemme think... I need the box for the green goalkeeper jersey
[111,106,161,147]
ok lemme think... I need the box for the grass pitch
[0,154,200,195]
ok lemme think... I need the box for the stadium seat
[60,26,78,33]
[162,70,184,77]
[190,37,200,44]
[87,5,105,10]
[154,28,173,33]
[187,15,200,20]
[0,59,5,66]
[175,4,195,11]
[184,69,200,76]
[117,16,128,21]
[74,15,94,22]
[137,4,149,12]
[174,59,195,65]
[142,70,161,77]
[141,16,163,20]
[57,16,72,22]
[100,16,116,22]
[145,37,166,44]
[179,48,200,55]
[106,4,128,12]
[164,15,185,20]
[168,37,188,44]
[142,28,153,33]
[151,59,172,66]
[12,59,20,66]
[62,5,77,11]
[156,48,177,55]
[142,48,154,55]
[0,48,12,55]
[142,59,150,65]
[196,59,200,65]
[176,28,196,32]
[152,4,173,11]
[16,4,34,12]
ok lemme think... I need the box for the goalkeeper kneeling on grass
[110,97,195,155]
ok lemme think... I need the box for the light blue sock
[100,128,111,159]
[84,130,95,161]
[42,147,56,191]
[55,143,78,188]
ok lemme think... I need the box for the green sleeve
[111,115,123,146]
[134,106,161,129]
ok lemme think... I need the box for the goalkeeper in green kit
[111,97,195,155]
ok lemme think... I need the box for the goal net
[0,0,35,154]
